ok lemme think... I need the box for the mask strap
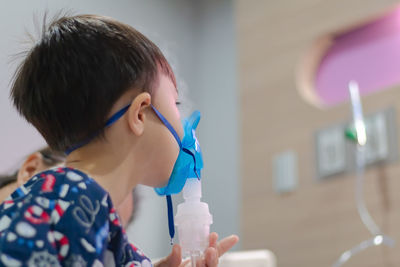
[182,148,200,179]
[165,147,200,243]
[65,104,132,155]
[105,104,131,127]
[166,195,175,243]
[66,104,182,154]
[150,105,182,148]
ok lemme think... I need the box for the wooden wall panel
[237,1,400,266]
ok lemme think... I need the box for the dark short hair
[11,14,176,151]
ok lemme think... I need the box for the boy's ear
[17,152,44,186]
[127,92,152,136]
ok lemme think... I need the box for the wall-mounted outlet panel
[315,107,398,180]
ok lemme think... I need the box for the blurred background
[1,1,400,266]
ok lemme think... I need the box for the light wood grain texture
[236,1,400,266]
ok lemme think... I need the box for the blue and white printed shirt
[0,167,152,267]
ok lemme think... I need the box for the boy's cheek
[177,125,184,140]
[144,150,177,188]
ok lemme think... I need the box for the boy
[2,14,237,266]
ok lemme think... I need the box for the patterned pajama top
[0,167,152,267]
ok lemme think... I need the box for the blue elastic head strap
[66,104,180,154]
[65,104,131,155]
[150,105,182,149]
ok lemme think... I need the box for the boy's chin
[154,179,169,189]
[142,177,169,189]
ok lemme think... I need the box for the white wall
[191,0,240,252]
[0,0,239,260]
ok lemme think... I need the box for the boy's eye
[175,101,181,106]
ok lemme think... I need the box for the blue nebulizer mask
[152,106,203,196]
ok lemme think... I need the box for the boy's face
[141,73,183,187]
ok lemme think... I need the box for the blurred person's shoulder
[3,167,107,204]
[0,167,112,230]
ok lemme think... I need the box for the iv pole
[332,81,395,267]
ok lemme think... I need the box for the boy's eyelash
[176,101,182,105]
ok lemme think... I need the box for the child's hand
[155,232,239,267]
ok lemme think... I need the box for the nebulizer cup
[175,177,213,267]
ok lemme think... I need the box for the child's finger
[155,244,182,267]
[216,235,239,257]
[208,232,218,249]
[204,247,218,267]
